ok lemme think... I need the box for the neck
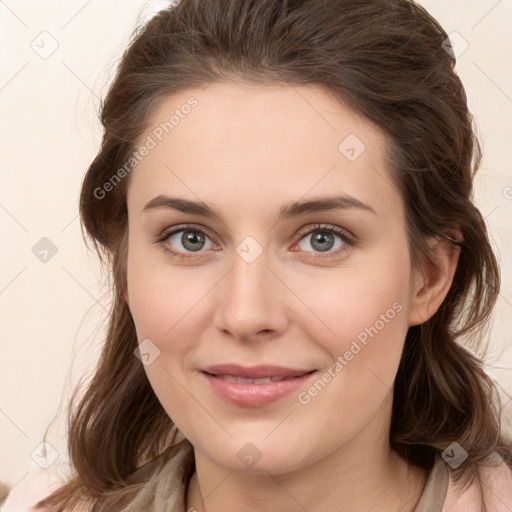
[185,394,427,512]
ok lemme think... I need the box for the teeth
[216,374,293,384]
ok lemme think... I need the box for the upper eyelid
[160,223,216,242]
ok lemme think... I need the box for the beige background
[1,0,511,493]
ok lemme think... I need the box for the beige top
[413,453,448,512]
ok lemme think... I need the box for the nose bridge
[213,242,287,338]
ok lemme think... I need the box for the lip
[200,364,317,407]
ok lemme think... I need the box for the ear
[408,232,461,327]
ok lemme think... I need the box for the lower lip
[200,371,316,407]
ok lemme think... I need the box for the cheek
[293,287,409,453]
[290,247,412,354]
[292,249,412,408]
[126,256,210,428]
[126,246,218,362]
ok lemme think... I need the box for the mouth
[199,364,318,407]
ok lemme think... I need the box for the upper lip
[201,364,315,379]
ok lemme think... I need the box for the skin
[123,80,460,512]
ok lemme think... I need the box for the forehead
[127,81,399,218]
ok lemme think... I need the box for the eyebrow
[142,194,377,221]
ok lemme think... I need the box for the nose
[213,248,289,341]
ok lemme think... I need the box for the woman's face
[124,81,427,473]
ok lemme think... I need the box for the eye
[157,225,216,259]
[293,224,353,256]
[156,223,354,261]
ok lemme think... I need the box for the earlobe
[407,233,461,327]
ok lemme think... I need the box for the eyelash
[156,223,355,261]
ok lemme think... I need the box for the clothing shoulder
[443,453,512,511]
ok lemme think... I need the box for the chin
[192,434,314,475]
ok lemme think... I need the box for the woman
[6,0,512,510]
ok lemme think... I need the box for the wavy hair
[37,0,511,509]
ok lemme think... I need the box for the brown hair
[37,0,512,509]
